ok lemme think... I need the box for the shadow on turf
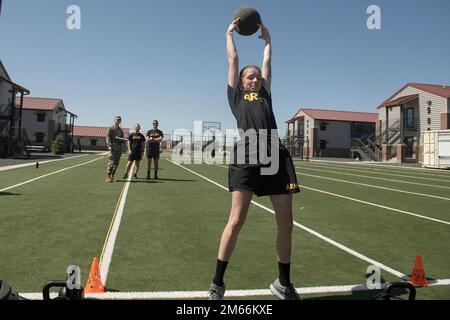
[305,289,385,300]
[116,178,196,183]
[305,275,413,300]
[0,192,21,196]
[305,286,412,300]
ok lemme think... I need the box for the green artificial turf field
[1,154,449,300]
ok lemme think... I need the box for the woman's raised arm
[226,18,240,88]
[260,23,272,93]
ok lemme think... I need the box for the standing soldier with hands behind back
[106,116,125,182]
[146,120,164,180]
[122,123,146,179]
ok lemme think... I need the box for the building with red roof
[12,96,77,153]
[377,83,450,163]
[286,108,377,159]
[0,58,30,157]
[72,125,129,151]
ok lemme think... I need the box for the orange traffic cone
[84,257,105,293]
[409,255,428,286]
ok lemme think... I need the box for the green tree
[51,135,65,155]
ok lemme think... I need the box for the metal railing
[284,135,308,160]
[0,103,11,133]
[350,138,378,161]
[370,119,401,146]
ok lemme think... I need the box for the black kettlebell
[0,280,22,300]
[42,280,84,300]
[373,282,416,300]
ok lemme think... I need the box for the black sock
[213,259,228,286]
[278,262,291,286]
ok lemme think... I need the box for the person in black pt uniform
[122,123,146,179]
[145,120,164,180]
[208,19,301,300]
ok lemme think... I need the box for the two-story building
[377,83,450,163]
[14,97,77,153]
[286,108,378,159]
[0,58,30,157]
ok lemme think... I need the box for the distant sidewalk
[293,157,423,168]
[0,151,104,168]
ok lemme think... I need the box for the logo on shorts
[286,183,298,191]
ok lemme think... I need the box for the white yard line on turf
[99,164,135,285]
[168,160,406,279]
[297,163,450,183]
[19,278,450,300]
[0,156,104,192]
[297,159,450,176]
[296,172,450,201]
[296,166,450,190]
[214,164,450,226]
[300,185,450,226]
[0,154,91,172]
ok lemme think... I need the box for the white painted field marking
[0,154,91,171]
[0,156,104,192]
[296,172,450,201]
[295,166,450,190]
[20,278,450,300]
[297,161,450,181]
[168,160,406,279]
[298,159,450,176]
[214,164,450,225]
[300,185,450,226]
[99,164,135,285]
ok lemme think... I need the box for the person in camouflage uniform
[105,116,125,182]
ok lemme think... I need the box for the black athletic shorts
[146,149,160,160]
[228,147,300,197]
[128,151,142,162]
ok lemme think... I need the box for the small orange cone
[84,257,105,293]
[409,255,428,286]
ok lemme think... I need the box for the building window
[298,123,304,136]
[36,132,45,143]
[427,107,431,115]
[320,140,327,149]
[90,139,97,146]
[353,122,363,133]
[320,122,327,131]
[37,114,46,122]
[427,118,431,125]
[404,108,415,129]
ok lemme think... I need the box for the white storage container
[423,130,450,169]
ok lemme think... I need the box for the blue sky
[1,0,449,135]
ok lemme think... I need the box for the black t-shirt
[128,133,146,153]
[227,85,278,132]
[146,129,164,151]
[227,85,279,165]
